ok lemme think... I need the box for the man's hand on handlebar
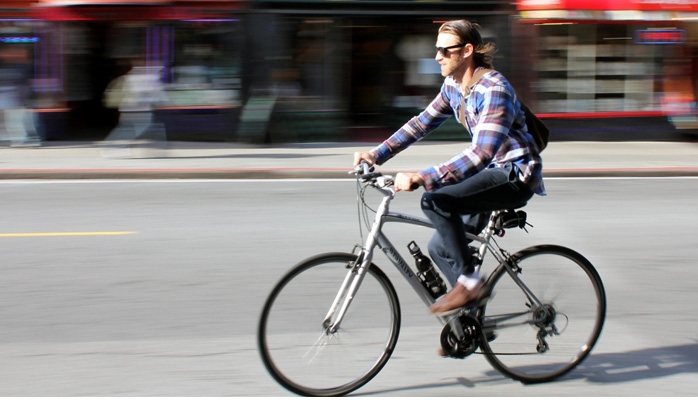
[353,152,376,167]
[395,172,424,192]
[352,152,423,191]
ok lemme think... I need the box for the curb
[543,167,698,177]
[0,168,351,180]
[1,167,698,179]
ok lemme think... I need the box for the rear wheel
[257,252,401,396]
[479,245,606,383]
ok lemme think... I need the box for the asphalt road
[0,178,697,396]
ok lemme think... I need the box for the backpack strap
[460,68,549,152]
[463,68,492,96]
[459,68,492,130]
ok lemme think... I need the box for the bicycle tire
[257,252,401,396]
[478,245,606,383]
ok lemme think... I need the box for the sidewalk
[1,140,697,179]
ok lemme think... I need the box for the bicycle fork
[321,251,372,334]
[322,186,393,334]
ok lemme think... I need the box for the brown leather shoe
[429,281,482,314]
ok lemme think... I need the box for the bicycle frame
[323,177,546,339]
[260,170,606,395]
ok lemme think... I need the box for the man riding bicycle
[353,19,545,316]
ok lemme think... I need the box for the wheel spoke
[303,330,333,363]
[258,253,401,396]
[479,245,606,383]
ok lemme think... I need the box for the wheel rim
[479,247,606,383]
[258,254,400,396]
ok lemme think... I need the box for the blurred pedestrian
[101,59,168,158]
[353,20,545,322]
[0,46,41,147]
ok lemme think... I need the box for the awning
[0,0,37,18]
[251,0,515,16]
[36,0,169,5]
[30,0,244,20]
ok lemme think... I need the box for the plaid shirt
[370,68,545,195]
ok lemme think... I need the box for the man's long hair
[439,20,496,69]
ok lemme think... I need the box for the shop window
[169,19,242,107]
[535,23,679,114]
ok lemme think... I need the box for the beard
[441,56,468,77]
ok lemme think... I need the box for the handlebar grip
[410,183,420,191]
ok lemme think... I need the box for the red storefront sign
[518,0,698,11]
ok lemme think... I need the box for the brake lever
[350,161,375,176]
[372,175,419,191]
[361,172,382,182]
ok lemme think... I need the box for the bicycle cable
[354,177,379,246]
[360,184,376,231]
[355,176,365,243]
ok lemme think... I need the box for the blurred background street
[2,0,698,145]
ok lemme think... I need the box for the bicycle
[257,163,606,397]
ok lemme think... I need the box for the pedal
[434,308,462,319]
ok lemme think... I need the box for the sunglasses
[435,43,465,57]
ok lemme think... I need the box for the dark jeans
[420,163,534,286]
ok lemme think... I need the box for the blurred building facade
[1,0,697,142]
[517,0,698,124]
[1,0,244,141]
[240,0,518,142]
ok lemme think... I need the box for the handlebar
[350,162,394,188]
[350,161,376,179]
[350,162,419,191]
[351,161,373,176]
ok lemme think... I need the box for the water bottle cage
[418,270,446,298]
[418,267,437,283]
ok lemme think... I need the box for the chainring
[440,314,481,358]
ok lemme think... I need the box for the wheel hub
[533,304,556,328]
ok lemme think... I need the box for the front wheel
[257,252,401,396]
[478,245,606,383]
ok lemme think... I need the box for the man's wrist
[418,168,436,191]
[368,148,382,165]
